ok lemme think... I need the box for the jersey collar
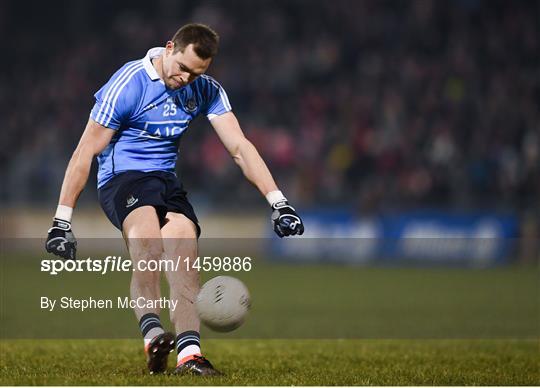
[142,47,165,81]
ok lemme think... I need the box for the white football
[196,276,251,332]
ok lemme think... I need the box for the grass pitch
[2,260,538,339]
[1,250,538,385]
[1,339,538,385]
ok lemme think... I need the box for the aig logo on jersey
[139,120,190,140]
[175,89,198,113]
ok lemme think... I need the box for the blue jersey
[90,47,232,188]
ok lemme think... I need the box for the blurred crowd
[2,0,539,216]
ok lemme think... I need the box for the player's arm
[210,112,304,237]
[46,119,114,259]
[58,119,114,207]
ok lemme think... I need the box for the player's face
[162,42,211,90]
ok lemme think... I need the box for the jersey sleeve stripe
[103,64,144,127]
[218,86,232,111]
[95,61,142,124]
[201,75,232,112]
[99,62,144,126]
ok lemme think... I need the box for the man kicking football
[45,23,304,376]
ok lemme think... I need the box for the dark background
[2,0,539,219]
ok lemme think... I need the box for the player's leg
[123,206,163,321]
[99,172,179,373]
[161,212,220,376]
[161,212,200,335]
[123,206,175,373]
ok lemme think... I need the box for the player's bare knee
[143,241,164,261]
[163,212,198,239]
[130,238,163,288]
[130,238,163,260]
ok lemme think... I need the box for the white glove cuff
[266,190,287,206]
[55,205,73,223]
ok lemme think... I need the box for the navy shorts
[98,171,201,237]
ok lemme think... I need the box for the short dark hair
[171,23,219,59]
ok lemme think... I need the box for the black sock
[176,330,201,361]
[139,313,164,342]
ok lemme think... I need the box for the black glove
[271,201,305,237]
[46,218,77,260]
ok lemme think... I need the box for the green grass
[1,250,538,385]
[1,339,538,385]
[1,259,538,339]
